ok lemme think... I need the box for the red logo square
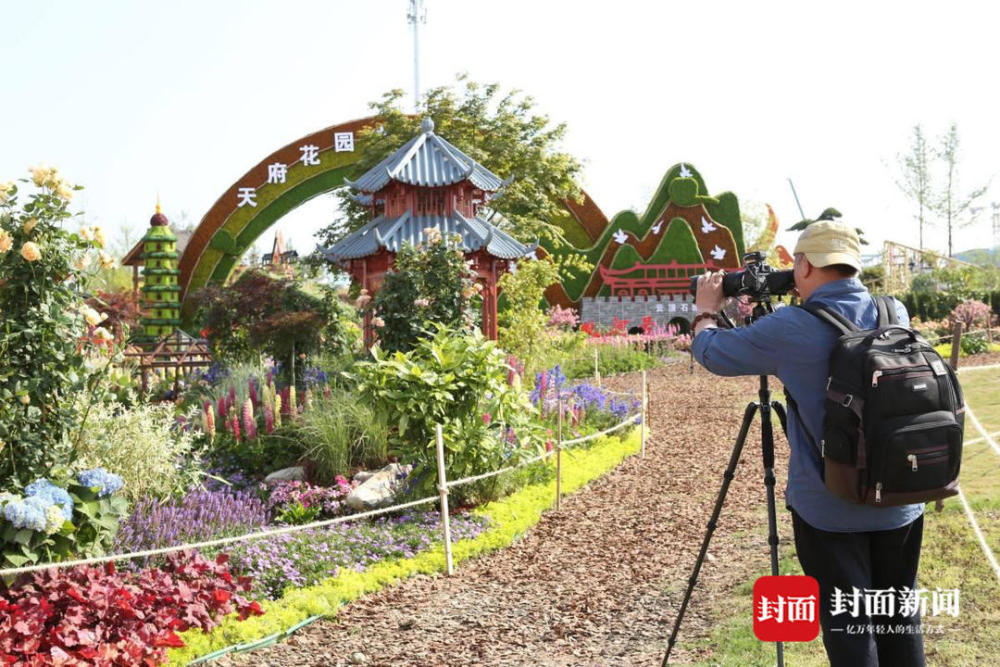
[753,575,820,642]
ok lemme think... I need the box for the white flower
[18,394,30,406]
[93,327,113,342]
[414,298,430,308]
[98,251,116,269]
[372,316,386,328]
[79,305,107,327]
[74,254,92,270]
[79,227,93,242]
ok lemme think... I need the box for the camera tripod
[662,301,789,666]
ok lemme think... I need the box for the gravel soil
[222,364,795,666]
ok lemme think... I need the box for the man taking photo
[691,220,926,666]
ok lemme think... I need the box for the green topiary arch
[177,117,375,318]
[177,118,743,320]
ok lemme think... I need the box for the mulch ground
[222,363,794,667]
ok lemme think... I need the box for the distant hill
[954,247,1000,266]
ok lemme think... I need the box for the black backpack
[791,296,964,507]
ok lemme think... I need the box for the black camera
[689,251,795,301]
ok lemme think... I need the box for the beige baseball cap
[792,220,862,271]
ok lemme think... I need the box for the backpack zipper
[875,482,882,503]
[871,366,931,387]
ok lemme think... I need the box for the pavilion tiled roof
[346,117,511,193]
[322,210,535,262]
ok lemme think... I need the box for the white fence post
[556,391,563,510]
[435,424,454,576]
[594,348,601,387]
[641,370,648,458]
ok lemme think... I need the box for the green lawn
[687,367,1000,666]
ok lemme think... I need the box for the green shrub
[298,390,389,484]
[960,331,990,356]
[560,344,660,379]
[354,325,542,504]
[497,256,561,376]
[366,230,478,353]
[70,397,204,502]
[0,168,118,485]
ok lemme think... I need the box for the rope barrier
[0,496,439,578]
[923,327,991,345]
[0,413,643,578]
[445,413,640,488]
[956,486,1000,585]
[966,405,1000,459]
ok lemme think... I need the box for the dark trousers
[791,510,926,667]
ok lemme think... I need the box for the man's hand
[695,271,726,314]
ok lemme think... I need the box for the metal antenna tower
[407,0,427,112]
[992,202,1000,264]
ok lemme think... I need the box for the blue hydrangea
[24,478,74,521]
[3,495,52,532]
[76,468,124,497]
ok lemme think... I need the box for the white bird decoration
[651,221,663,235]
[679,163,693,178]
[709,244,726,261]
[700,216,717,234]
[613,229,629,245]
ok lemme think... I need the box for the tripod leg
[771,401,788,438]
[760,383,785,667]
[662,402,759,667]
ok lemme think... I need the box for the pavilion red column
[481,269,498,341]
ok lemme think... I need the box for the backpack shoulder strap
[799,302,859,336]
[875,295,899,326]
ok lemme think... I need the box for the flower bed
[0,552,262,666]
[166,427,641,665]
[228,511,489,599]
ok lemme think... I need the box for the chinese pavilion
[137,200,182,343]
[322,117,535,344]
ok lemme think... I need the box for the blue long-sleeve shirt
[692,277,925,532]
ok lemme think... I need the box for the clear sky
[1,0,997,260]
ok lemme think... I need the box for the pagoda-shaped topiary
[138,200,182,343]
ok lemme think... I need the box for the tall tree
[317,75,583,250]
[895,125,933,250]
[934,123,989,257]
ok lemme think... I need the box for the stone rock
[345,463,413,511]
[352,470,375,484]
[264,466,307,483]
[349,651,369,664]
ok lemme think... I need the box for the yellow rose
[93,227,105,248]
[79,227,93,242]
[55,183,74,201]
[98,251,116,269]
[0,181,13,204]
[22,218,38,235]
[93,327,113,342]
[0,230,12,253]
[20,241,41,262]
[30,165,51,187]
[74,254,92,270]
